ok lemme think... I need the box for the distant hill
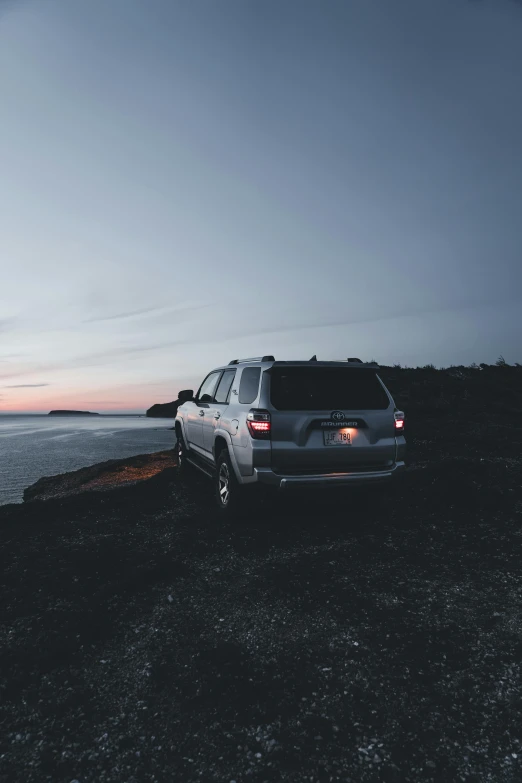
[146,400,183,418]
[48,410,100,416]
[377,362,522,417]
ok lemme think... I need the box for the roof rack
[228,355,275,365]
[331,358,379,366]
[307,356,364,363]
[307,356,370,364]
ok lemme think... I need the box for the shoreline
[20,449,176,505]
[0,450,177,516]
[0,414,176,507]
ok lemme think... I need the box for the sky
[1,0,521,413]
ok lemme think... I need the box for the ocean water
[0,415,175,506]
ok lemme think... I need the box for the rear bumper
[251,461,406,489]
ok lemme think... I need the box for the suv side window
[214,369,236,404]
[238,367,261,404]
[197,371,221,403]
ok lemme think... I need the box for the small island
[48,410,100,416]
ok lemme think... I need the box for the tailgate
[268,365,396,473]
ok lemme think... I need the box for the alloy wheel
[218,462,230,506]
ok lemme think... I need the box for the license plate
[323,429,351,446]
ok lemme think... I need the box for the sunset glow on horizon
[0,378,194,415]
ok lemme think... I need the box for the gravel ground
[1,366,522,783]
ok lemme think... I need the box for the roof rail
[326,358,379,366]
[313,357,364,363]
[308,356,375,365]
[228,355,275,365]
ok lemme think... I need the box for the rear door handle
[214,412,221,420]
[198,410,205,417]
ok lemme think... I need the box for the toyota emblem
[331,410,345,421]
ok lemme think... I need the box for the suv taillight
[247,409,271,439]
[394,410,405,433]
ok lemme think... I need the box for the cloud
[84,303,209,324]
[79,400,122,405]
[0,317,16,332]
[0,339,191,381]
[4,383,50,388]
[84,306,170,323]
[2,294,517,384]
[219,294,522,343]
[0,353,26,362]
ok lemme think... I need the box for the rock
[146,400,183,418]
[23,451,176,502]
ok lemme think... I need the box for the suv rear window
[270,367,389,411]
[238,367,261,404]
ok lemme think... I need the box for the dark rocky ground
[1,364,522,783]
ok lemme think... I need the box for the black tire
[214,450,247,518]
[175,431,190,478]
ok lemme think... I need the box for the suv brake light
[394,410,405,433]
[247,409,271,439]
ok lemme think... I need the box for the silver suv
[175,356,406,515]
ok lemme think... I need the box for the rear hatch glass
[270,367,390,411]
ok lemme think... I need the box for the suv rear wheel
[214,450,247,518]
[175,431,191,477]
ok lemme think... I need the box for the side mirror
[178,389,194,402]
